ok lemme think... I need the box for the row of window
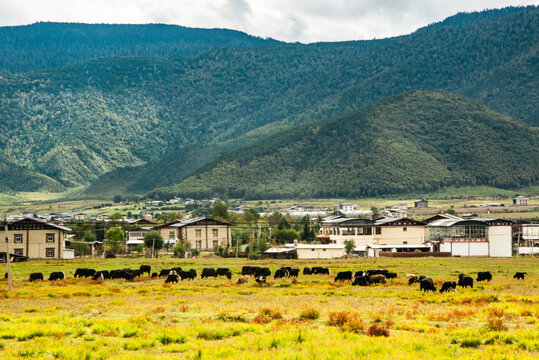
[169,229,221,239]
[12,234,55,243]
[13,248,55,257]
[324,227,390,235]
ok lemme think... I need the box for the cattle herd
[4,265,529,293]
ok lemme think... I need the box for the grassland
[0,257,537,359]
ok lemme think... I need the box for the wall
[488,226,512,257]
[6,229,64,259]
[296,247,345,259]
[374,226,426,245]
[181,224,230,251]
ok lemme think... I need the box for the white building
[429,218,513,257]
[264,243,345,259]
[380,208,408,218]
[334,203,358,213]
[513,196,529,206]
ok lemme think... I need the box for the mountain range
[153,91,538,199]
[0,6,537,198]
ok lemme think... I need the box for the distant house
[513,196,528,206]
[1,218,70,259]
[334,203,358,213]
[154,217,231,252]
[392,203,408,210]
[380,208,408,218]
[414,199,429,208]
[73,213,87,221]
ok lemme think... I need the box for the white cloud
[0,0,537,42]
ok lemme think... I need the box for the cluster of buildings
[0,195,535,261]
[267,213,537,259]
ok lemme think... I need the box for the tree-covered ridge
[0,22,280,74]
[0,7,537,194]
[0,161,65,193]
[154,91,539,199]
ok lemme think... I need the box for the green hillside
[0,161,65,193]
[0,22,280,74]
[154,91,539,199]
[0,7,537,195]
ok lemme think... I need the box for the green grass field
[0,257,538,359]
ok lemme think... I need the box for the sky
[0,0,537,43]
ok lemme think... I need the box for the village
[1,195,537,262]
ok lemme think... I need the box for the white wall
[296,248,345,259]
[488,226,512,257]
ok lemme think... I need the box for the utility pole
[4,216,12,292]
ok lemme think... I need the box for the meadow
[0,257,538,359]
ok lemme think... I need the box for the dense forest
[0,22,279,74]
[152,91,539,199]
[0,7,537,196]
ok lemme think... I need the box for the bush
[299,308,320,320]
[174,241,191,258]
[252,308,282,324]
[366,323,390,337]
[158,333,187,345]
[328,311,365,334]
[461,338,482,348]
[216,313,247,323]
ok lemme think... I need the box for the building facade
[429,218,513,257]
[155,217,231,252]
[2,218,70,259]
[513,196,529,206]
[414,199,429,208]
[320,217,427,247]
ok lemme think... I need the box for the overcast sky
[0,0,537,43]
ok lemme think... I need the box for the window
[46,234,55,243]
[212,229,218,237]
[14,248,24,256]
[375,227,382,235]
[403,241,408,245]
[213,240,218,248]
[169,231,175,239]
[403,227,407,232]
[46,248,55,258]
[311,249,315,251]
[195,229,202,238]
[196,240,202,250]
[14,234,23,243]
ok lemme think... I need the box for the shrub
[328,311,365,334]
[486,317,508,331]
[252,308,282,324]
[461,338,482,348]
[367,324,390,337]
[299,308,320,320]
[216,313,247,323]
[328,311,350,328]
[158,333,187,345]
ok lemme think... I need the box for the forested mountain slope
[155,91,539,199]
[0,22,280,74]
[0,7,536,195]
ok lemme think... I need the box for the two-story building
[1,218,71,259]
[154,217,231,252]
[320,217,427,247]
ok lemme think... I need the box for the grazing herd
[2,266,529,292]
